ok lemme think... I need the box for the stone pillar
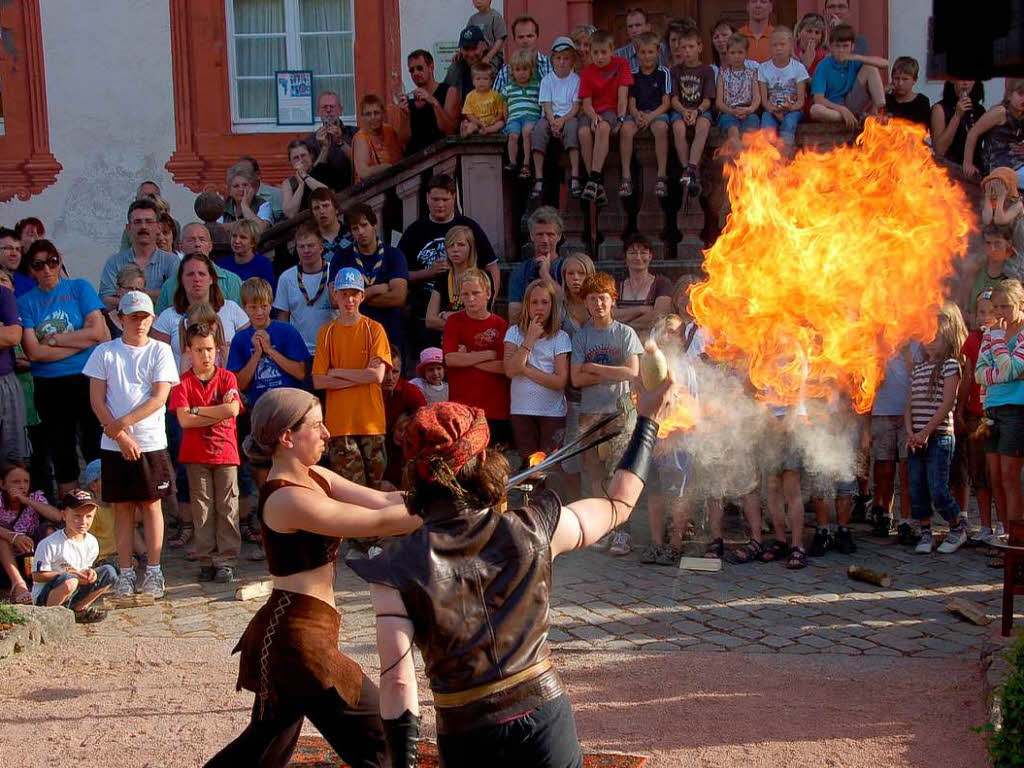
[395,174,423,231]
[633,136,667,258]
[460,151,510,262]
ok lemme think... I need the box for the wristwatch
[189,406,200,416]
[617,115,627,123]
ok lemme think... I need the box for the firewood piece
[847,565,892,588]
[945,597,992,626]
[235,580,273,601]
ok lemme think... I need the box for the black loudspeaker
[928,0,1024,79]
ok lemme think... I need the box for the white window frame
[225,0,355,133]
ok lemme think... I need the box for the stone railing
[333,124,862,288]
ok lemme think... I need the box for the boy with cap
[530,37,582,198]
[312,268,392,490]
[32,489,116,622]
[83,291,179,599]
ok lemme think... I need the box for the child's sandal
[9,584,32,605]
[529,179,544,199]
[569,176,583,198]
[724,539,762,565]
[654,176,669,198]
[618,177,633,197]
[785,546,808,569]
[518,164,532,179]
[758,539,790,563]
[703,538,724,559]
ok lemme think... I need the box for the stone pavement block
[797,634,835,649]
[687,643,727,652]
[569,625,611,641]
[700,631,746,648]
[760,635,792,649]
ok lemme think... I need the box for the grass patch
[0,602,27,627]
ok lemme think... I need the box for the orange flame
[690,120,973,413]
[527,451,546,468]
[658,392,698,438]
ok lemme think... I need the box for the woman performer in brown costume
[349,377,673,767]
[205,388,420,768]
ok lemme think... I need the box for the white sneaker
[139,568,165,599]
[114,569,136,598]
[938,524,968,554]
[994,521,1006,537]
[915,529,934,555]
[591,532,614,552]
[969,526,992,545]
[367,546,383,559]
[609,531,633,556]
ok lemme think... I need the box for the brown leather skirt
[233,589,364,717]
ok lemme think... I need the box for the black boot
[870,505,892,537]
[851,494,871,524]
[836,526,857,554]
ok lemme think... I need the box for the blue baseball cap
[79,459,102,488]
[333,267,365,292]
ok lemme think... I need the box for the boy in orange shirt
[311,267,392,488]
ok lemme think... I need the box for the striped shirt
[501,80,541,122]
[976,328,1024,407]
[909,358,960,434]
[494,53,551,93]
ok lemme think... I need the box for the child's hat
[981,167,1020,197]
[416,346,445,378]
[333,267,365,292]
[118,290,155,317]
[459,25,485,48]
[60,488,99,512]
[551,36,577,53]
[79,459,101,488]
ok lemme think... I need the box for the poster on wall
[433,41,460,74]
[275,70,314,125]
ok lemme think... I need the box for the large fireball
[689,119,973,412]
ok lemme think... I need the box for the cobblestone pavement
[81,519,1022,659]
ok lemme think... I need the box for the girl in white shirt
[503,279,572,465]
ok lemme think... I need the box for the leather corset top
[259,470,341,577]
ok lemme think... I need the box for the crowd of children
[2,4,1024,621]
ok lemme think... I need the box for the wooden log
[678,556,722,572]
[235,580,273,601]
[946,597,992,626]
[847,565,892,588]
[104,593,155,609]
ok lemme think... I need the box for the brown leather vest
[349,488,563,694]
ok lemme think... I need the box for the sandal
[655,545,682,567]
[503,161,517,172]
[518,164,532,179]
[654,176,668,198]
[529,179,544,199]
[703,538,724,559]
[618,177,633,197]
[785,546,808,569]
[241,520,261,544]
[9,583,32,605]
[569,176,583,198]
[724,539,763,565]
[167,522,194,548]
[74,607,107,624]
[581,180,598,201]
[758,539,790,563]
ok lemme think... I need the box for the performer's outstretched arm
[311,465,406,509]
[550,376,672,557]
[370,583,421,768]
[263,488,420,540]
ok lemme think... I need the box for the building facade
[0,0,997,279]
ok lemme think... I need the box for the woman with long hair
[205,388,420,767]
[349,376,672,768]
[931,80,986,167]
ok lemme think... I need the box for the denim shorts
[34,564,116,607]
[718,113,760,133]
[985,404,1024,457]
[504,118,536,136]
[648,451,692,496]
[670,110,713,125]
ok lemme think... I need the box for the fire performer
[347,377,673,767]
[205,388,421,768]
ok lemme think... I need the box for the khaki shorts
[871,415,908,462]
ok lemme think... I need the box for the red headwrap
[403,402,490,485]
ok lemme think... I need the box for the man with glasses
[154,223,243,314]
[823,0,868,54]
[304,90,355,190]
[397,49,462,156]
[0,227,34,296]
[99,199,179,310]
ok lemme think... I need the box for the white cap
[118,290,155,316]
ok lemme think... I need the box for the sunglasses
[29,255,60,271]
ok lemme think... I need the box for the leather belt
[432,658,553,708]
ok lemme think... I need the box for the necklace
[297,261,329,306]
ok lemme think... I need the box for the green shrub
[981,633,1024,767]
[0,603,26,627]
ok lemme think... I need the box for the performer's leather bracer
[349,488,566,733]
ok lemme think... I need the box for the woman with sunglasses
[16,240,109,497]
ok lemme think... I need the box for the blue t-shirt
[872,343,923,417]
[218,253,276,287]
[328,242,410,348]
[17,278,104,378]
[226,320,310,404]
[0,285,20,377]
[508,257,563,305]
[810,55,863,103]
[12,271,35,297]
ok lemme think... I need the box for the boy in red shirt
[442,268,513,445]
[578,28,633,206]
[170,323,242,583]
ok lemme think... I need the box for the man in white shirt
[273,222,337,355]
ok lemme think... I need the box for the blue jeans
[908,434,962,524]
[35,564,116,607]
[761,110,803,145]
[719,113,760,134]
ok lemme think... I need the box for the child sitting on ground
[0,460,60,604]
[758,27,810,147]
[500,48,542,176]
[578,29,633,205]
[906,303,969,554]
[963,79,1024,186]
[884,56,931,127]
[410,347,449,403]
[31,489,116,623]
[531,37,582,199]
[620,32,672,199]
[809,23,887,128]
[671,23,715,196]
[981,168,1024,279]
[716,33,761,148]
[170,323,243,583]
[461,62,506,138]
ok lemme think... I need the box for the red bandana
[404,402,490,483]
